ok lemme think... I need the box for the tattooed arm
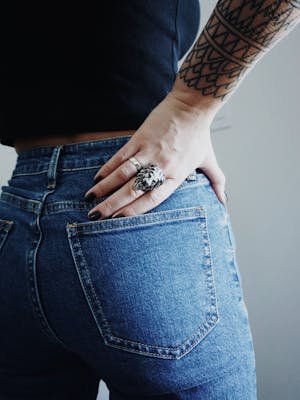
[87,1,300,214]
[171,0,300,116]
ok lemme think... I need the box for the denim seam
[40,181,208,215]
[26,189,70,351]
[12,166,203,178]
[67,205,205,233]
[46,145,64,189]
[12,166,197,176]
[11,154,112,176]
[11,166,102,177]
[0,182,208,216]
[58,165,102,172]
[12,170,49,177]
[68,214,203,235]
[0,192,41,214]
[66,229,109,343]
[0,220,14,252]
[66,207,220,360]
[203,205,220,328]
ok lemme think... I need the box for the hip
[0,136,256,393]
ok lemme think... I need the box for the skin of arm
[170,0,300,116]
[85,1,300,218]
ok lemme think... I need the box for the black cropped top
[0,0,200,147]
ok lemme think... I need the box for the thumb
[199,151,227,206]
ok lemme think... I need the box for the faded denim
[0,135,257,399]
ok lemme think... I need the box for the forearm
[171,0,300,115]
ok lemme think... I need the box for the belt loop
[46,145,64,189]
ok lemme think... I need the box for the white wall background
[1,2,300,399]
[198,2,300,399]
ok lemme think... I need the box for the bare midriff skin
[14,130,136,154]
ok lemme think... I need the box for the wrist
[162,91,213,138]
[170,76,223,122]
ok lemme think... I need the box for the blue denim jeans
[0,136,257,399]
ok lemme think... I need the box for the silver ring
[132,163,166,192]
[129,156,143,172]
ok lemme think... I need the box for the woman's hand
[84,91,227,220]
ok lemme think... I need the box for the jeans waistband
[12,136,136,177]
[11,135,201,185]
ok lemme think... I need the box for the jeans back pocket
[66,206,219,360]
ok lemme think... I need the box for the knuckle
[160,158,172,171]
[128,186,141,199]
[116,165,131,180]
[92,187,103,197]
[148,189,161,207]
[123,205,136,216]
[115,148,130,165]
[99,164,110,176]
[100,201,114,215]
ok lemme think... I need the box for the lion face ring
[129,157,166,193]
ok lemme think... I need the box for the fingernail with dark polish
[84,192,96,202]
[88,211,101,220]
[94,175,103,184]
[113,214,125,218]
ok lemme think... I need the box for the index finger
[111,177,179,218]
[93,136,140,181]
[85,156,145,200]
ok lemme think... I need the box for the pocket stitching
[66,205,206,234]
[68,214,204,235]
[39,181,208,216]
[66,206,220,360]
[66,230,111,343]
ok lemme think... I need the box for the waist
[14,130,136,154]
[3,135,205,209]
[11,135,139,178]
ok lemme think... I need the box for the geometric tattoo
[177,0,300,102]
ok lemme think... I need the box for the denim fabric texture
[0,135,257,399]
